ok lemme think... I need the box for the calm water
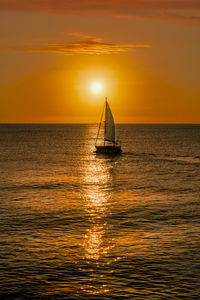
[0,124,200,299]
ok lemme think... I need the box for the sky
[0,0,200,123]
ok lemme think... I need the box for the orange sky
[0,1,200,123]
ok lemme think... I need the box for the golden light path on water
[79,128,115,295]
[82,162,111,261]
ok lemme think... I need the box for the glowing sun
[91,82,102,93]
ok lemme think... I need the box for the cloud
[0,0,199,11]
[156,12,200,23]
[0,0,199,23]
[5,37,152,55]
[66,32,94,39]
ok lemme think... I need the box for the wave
[156,156,200,165]
[125,152,156,157]
[0,181,80,192]
[123,152,200,164]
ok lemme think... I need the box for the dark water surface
[0,124,200,299]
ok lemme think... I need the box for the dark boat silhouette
[95,98,122,154]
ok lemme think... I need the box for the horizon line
[0,122,200,125]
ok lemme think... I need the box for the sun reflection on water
[79,132,116,295]
[81,156,113,260]
[84,224,105,261]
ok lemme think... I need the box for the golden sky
[0,0,200,123]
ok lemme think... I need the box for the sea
[0,124,200,299]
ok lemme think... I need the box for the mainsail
[105,100,115,143]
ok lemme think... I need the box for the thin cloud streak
[0,0,199,23]
[0,0,200,11]
[4,38,152,55]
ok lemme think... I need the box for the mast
[104,97,107,143]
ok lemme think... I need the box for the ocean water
[0,124,200,299]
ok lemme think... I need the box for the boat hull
[95,145,122,154]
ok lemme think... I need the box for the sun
[91,82,102,93]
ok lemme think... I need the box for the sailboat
[95,98,122,154]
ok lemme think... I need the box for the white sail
[105,100,115,143]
